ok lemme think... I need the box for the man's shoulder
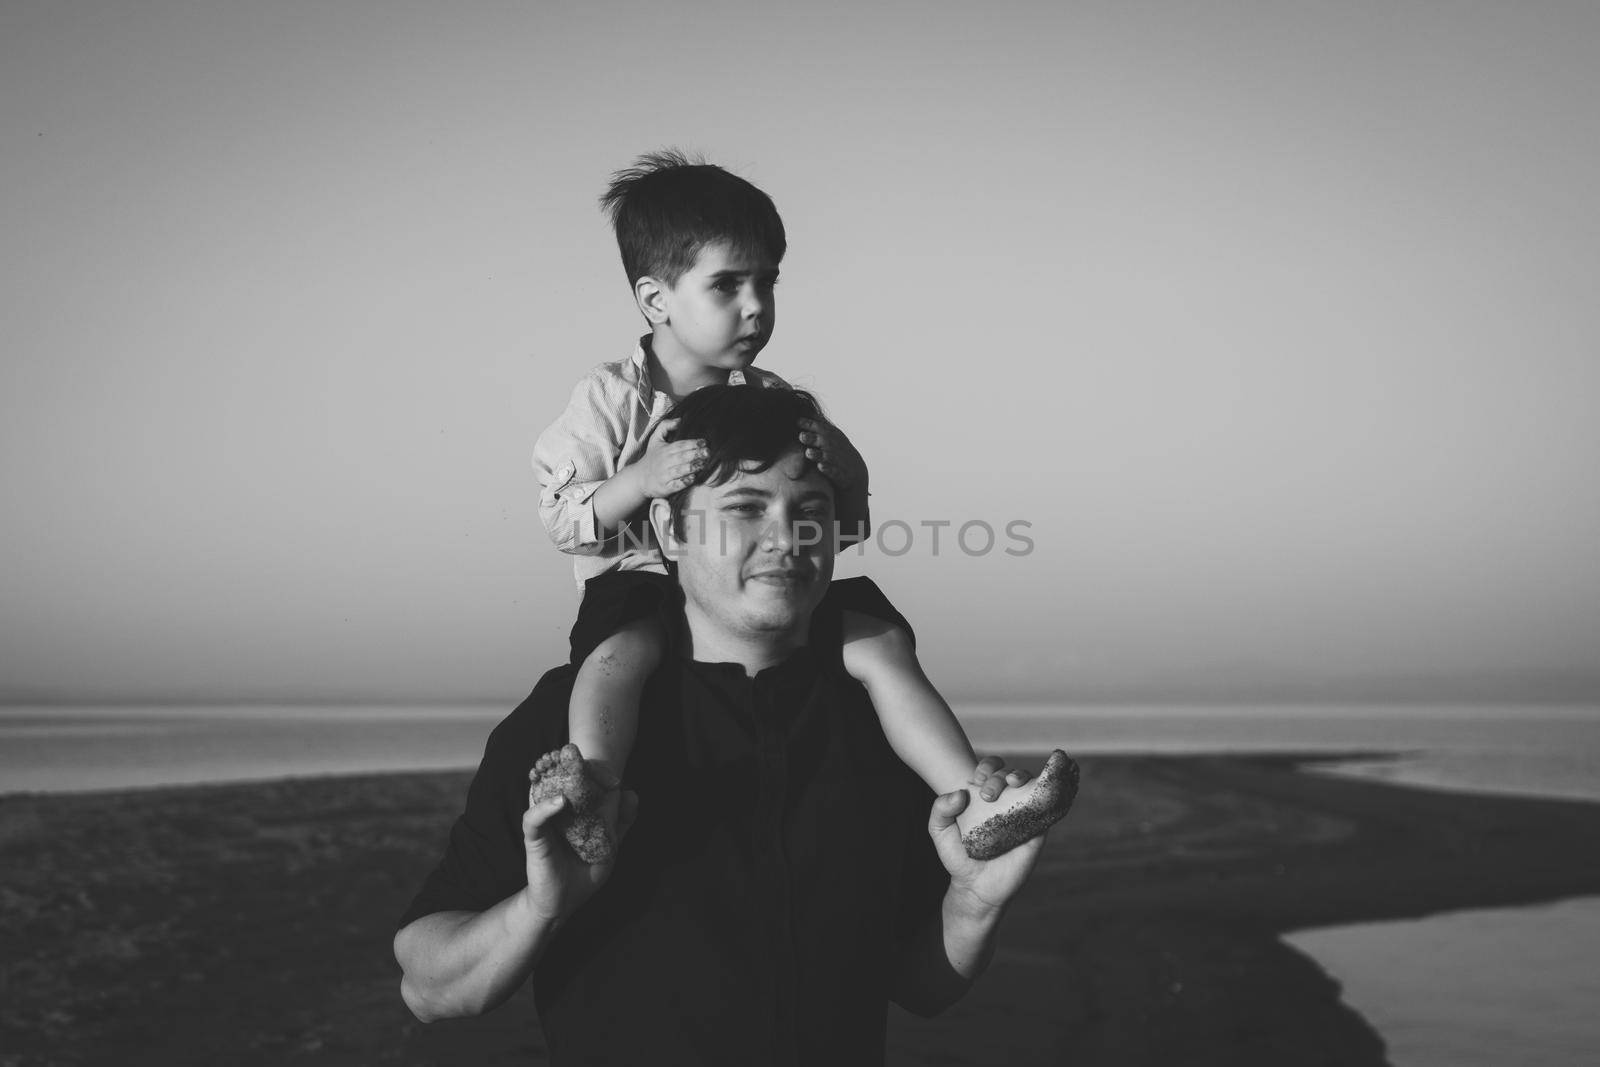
[486,665,580,757]
[489,659,686,757]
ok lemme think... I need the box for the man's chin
[739,579,822,628]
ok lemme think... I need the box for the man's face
[659,241,779,372]
[669,446,834,644]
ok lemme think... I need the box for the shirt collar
[681,644,819,690]
[632,334,754,417]
[631,335,656,416]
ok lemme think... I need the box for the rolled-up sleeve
[532,374,629,555]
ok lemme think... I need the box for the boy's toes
[526,745,621,864]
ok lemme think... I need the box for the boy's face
[655,241,779,372]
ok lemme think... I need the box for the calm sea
[4,702,1598,799]
[3,702,1597,1067]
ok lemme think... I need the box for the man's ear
[649,498,682,558]
[634,275,670,325]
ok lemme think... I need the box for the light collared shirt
[532,336,790,587]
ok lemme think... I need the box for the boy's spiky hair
[599,149,787,288]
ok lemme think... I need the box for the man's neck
[647,331,726,400]
[678,609,807,677]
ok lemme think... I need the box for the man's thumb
[928,788,969,834]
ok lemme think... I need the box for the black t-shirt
[399,579,950,1066]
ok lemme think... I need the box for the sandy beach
[3,753,1599,1066]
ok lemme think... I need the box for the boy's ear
[649,498,682,557]
[634,276,670,325]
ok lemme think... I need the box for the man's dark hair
[661,385,824,540]
[599,149,787,288]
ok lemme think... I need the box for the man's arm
[395,894,556,1022]
[394,765,636,1021]
[889,789,1046,1016]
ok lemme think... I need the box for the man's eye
[725,504,761,514]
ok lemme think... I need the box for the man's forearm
[394,889,559,1022]
[588,465,649,533]
[890,886,1007,1017]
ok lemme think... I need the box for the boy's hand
[798,418,867,490]
[636,418,707,498]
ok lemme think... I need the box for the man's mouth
[747,568,811,587]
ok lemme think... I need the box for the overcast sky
[3,0,1597,706]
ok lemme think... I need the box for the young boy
[530,150,1074,864]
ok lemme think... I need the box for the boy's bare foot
[528,743,618,864]
[959,749,1079,861]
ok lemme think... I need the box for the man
[394,385,1051,1065]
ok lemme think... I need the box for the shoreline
[4,754,1598,1065]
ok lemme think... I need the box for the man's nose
[760,520,794,552]
[761,514,824,554]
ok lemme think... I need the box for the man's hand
[635,418,707,498]
[797,417,867,490]
[522,775,639,925]
[927,758,1047,916]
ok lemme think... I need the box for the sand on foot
[960,749,1080,860]
[528,743,619,864]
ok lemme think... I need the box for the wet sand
[3,753,1598,1066]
